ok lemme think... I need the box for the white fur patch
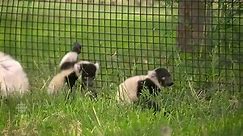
[147,70,162,88]
[0,52,29,96]
[76,60,92,65]
[73,63,81,77]
[47,68,75,94]
[116,75,147,103]
[59,52,78,67]
[94,62,99,74]
[117,70,163,104]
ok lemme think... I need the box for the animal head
[74,61,99,87]
[72,42,82,54]
[147,68,173,88]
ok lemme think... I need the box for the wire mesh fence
[0,0,242,92]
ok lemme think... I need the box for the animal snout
[87,81,94,87]
[83,80,94,87]
[167,82,174,86]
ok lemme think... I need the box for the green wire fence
[0,0,242,92]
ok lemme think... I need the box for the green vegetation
[0,81,242,135]
[0,1,242,135]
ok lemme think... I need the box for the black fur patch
[137,78,160,97]
[72,42,82,54]
[65,71,79,89]
[136,78,161,112]
[79,63,97,78]
[154,68,172,86]
[60,62,76,70]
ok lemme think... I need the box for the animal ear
[94,62,99,72]
[94,62,99,70]
[147,70,156,77]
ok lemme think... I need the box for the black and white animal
[116,68,173,111]
[59,42,82,70]
[48,61,99,94]
[75,61,100,89]
[0,52,29,96]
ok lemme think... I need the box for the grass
[0,81,242,135]
[0,1,242,135]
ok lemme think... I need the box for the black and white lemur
[47,42,82,94]
[116,67,174,111]
[47,42,99,95]
[47,60,99,94]
[0,51,29,96]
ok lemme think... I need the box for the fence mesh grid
[0,0,242,92]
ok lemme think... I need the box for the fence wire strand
[0,0,242,92]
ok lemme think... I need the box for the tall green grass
[0,80,242,135]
